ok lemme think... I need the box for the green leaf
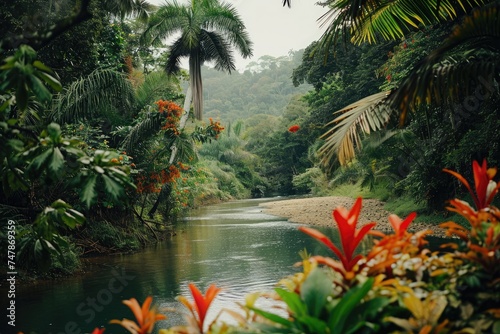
[248,307,295,328]
[32,60,54,73]
[296,314,328,333]
[36,71,62,92]
[300,267,333,318]
[328,278,374,332]
[275,288,307,317]
[30,148,52,171]
[102,174,123,201]
[29,74,52,102]
[49,147,65,174]
[46,123,62,140]
[81,174,97,208]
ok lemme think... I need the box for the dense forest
[0,0,499,282]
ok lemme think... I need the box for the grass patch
[326,181,365,198]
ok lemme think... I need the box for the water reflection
[7,198,332,334]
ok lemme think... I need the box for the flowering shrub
[157,100,183,135]
[94,160,499,333]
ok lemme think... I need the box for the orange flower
[177,283,221,332]
[388,212,416,237]
[299,197,376,273]
[110,296,166,334]
[288,124,300,133]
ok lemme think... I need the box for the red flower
[299,197,376,273]
[288,124,300,133]
[443,159,500,210]
[91,328,105,334]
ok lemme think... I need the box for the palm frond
[52,69,136,124]
[204,2,253,59]
[389,3,500,120]
[121,109,163,152]
[318,0,489,49]
[318,91,394,167]
[165,38,191,74]
[352,0,457,44]
[200,30,235,73]
[108,0,155,22]
[141,3,190,47]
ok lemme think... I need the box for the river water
[8,198,340,334]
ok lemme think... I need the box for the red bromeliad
[299,197,377,273]
[177,283,221,333]
[443,159,500,211]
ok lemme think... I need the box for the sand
[259,196,447,237]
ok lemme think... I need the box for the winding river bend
[10,198,338,334]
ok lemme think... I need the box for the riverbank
[259,196,447,237]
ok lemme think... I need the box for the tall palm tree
[313,0,498,167]
[141,0,253,120]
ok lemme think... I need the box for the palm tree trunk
[169,85,192,164]
[148,85,192,218]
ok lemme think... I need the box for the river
[7,198,342,334]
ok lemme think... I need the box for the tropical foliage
[315,0,499,167]
[0,0,260,275]
[89,160,500,333]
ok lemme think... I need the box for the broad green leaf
[29,74,52,102]
[102,174,123,201]
[29,148,52,171]
[32,60,54,73]
[81,174,97,208]
[300,267,333,318]
[248,307,294,328]
[94,166,105,174]
[67,209,85,225]
[49,147,65,174]
[275,288,307,317]
[328,278,374,332]
[296,314,328,333]
[46,123,62,140]
[50,199,71,209]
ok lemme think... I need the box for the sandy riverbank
[259,196,446,237]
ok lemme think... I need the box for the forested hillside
[202,52,312,122]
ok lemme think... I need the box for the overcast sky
[147,0,328,71]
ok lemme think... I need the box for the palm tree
[141,0,253,120]
[313,0,499,167]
